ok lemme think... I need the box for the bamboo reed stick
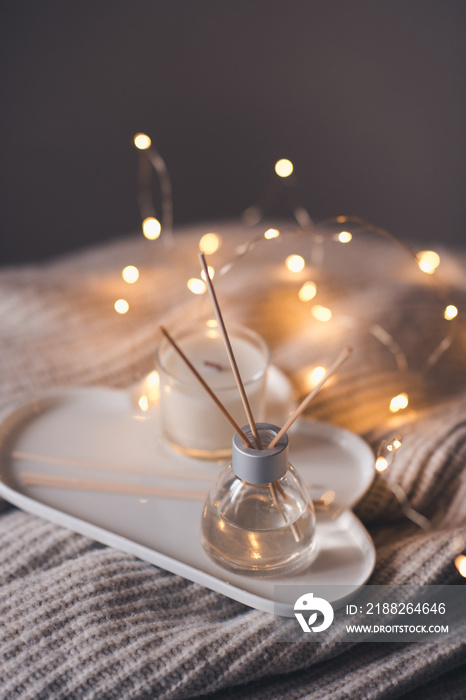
[13,451,213,481]
[21,471,328,510]
[268,346,352,449]
[198,252,263,449]
[21,473,206,500]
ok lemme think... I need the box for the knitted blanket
[0,223,465,699]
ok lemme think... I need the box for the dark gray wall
[1,1,465,265]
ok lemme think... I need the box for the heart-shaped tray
[0,376,375,616]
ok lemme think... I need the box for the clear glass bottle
[201,423,316,577]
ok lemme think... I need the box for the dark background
[1,0,465,266]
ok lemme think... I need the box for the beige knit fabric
[0,223,465,699]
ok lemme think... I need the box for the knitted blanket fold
[0,225,465,699]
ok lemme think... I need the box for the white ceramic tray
[0,378,376,617]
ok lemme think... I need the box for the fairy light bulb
[375,456,389,472]
[134,133,152,150]
[338,231,352,243]
[298,281,317,302]
[444,305,458,320]
[455,554,466,578]
[187,278,206,295]
[275,159,294,178]
[199,233,222,255]
[142,217,161,240]
[307,366,326,388]
[114,299,129,314]
[389,393,409,413]
[416,250,440,274]
[201,423,316,576]
[264,228,280,239]
[311,305,332,322]
[138,395,149,412]
[122,265,139,284]
[286,255,305,273]
[200,266,215,281]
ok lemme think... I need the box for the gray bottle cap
[232,423,289,483]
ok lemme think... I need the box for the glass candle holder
[156,323,269,459]
[201,423,316,576]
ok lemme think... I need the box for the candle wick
[203,360,225,371]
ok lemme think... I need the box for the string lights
[416,250,440,275]
[117,137,463,576]
[389,393,409,414]
[285,254,305,273]
[122,266,139,284]
[128,143,460,428]
[337,231,352,243]
[142,217,161,241]
[455,552,466,577]
[199,232,223,255]
[114,299,129,315]
[134,132,173,243]
[274,158,294,178]
[375,436,466,578]
[298,281,317,302]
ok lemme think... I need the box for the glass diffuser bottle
[201,423,316,576]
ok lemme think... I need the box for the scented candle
[156,323,269,458]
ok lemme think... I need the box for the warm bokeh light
[298,281,317,302]
[311,305,332,322]
[138,395,149,412]
[391,437,402,450]
[200,266,215,281]
[206,319,218,328]
[274,159,294,178]
[389,393,409,413]
[122,265,139,284]
[146,370,159,387]
[417,250,440,274]
[114,299,129,314]
[199,232,222,255]
[338,231,352,243]
[187,278,206,295]
[286,254,305,273]
[133,133,152,150]
[141,370,160,402]
[444,305,458,320]
[264,228,280,240]
[142,217,161,240]
[455,554,466,578]
[308,366,326,387]
[375,456,389,472]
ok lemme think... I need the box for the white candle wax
[156,324,269,458]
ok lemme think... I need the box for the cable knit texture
[0,224,465,699]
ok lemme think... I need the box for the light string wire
[133,132,174,246]
[375,436,466,578]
